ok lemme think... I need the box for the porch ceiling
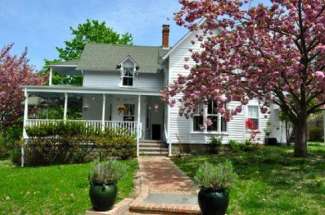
[50,65,80,75]
[22,85,161,96]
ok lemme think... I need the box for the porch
[22,85,168,157]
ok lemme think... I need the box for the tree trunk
[293,117,308,157]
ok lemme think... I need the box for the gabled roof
[77,43,169,73]
[162,31,192,60]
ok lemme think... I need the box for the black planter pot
[198,188,229,215]
[89,182,118,211]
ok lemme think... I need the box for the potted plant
[88,160,127,211]
[195,161,237,215]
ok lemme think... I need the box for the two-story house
[22,25,286,156]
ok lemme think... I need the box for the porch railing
[25,119,138,135]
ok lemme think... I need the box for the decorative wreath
[117,105,127,115]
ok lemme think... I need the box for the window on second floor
[121,59,134,86]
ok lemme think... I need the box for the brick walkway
[129,157,200,214]
[139,157,197,194]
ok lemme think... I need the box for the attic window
[121,59,134,86]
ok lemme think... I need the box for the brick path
[139,157,197,194]
[129,157,200,214]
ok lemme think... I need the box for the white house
[22,25,286,156]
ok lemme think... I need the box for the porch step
[140,143,165,147]
[139,140,169,156]
[140,140,162,143]
[139,151,169,156]
[139,147,168,152]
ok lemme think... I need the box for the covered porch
[22,85,166,156]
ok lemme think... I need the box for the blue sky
[0,0,269,70]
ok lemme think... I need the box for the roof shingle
[77,43,168,73]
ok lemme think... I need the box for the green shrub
[89,160,127,185]
[0,133,7,159]
[208,136,222,154]
[96,135,136,160]
[309,126,323,141]
[12,134,136,166]
[228,140,241,152]
[26,121,89,137]
[0,126,22,159]
[16,122,137,166]
[26,122,130,138]
[195,161,237,190]
[10,140,24,165]
[239,139,258,152]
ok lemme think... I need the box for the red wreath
[245,118,257,130]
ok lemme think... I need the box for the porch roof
[50,59,80,75]
[22,85,161,96]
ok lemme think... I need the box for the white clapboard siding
[83,71,163,91]
[166,31,272,144]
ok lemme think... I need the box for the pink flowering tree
[162,0,325,157]
[0,44,44,130]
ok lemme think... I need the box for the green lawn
[173,143,325,215]
[0,159,138,215]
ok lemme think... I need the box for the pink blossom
[315,71,325,79]
[0,44,44,128]
[316,45,325,51]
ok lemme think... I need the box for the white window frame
[192,101,227,134]
[192,104,205,132]
[247,105,259,130]
[120,57,136,87]
[207,101,219,132]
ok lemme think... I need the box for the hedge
[12,122,136,166]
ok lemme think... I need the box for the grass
[173,143,325,215]
[0,159,138,215]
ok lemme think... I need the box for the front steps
[139,140,169,156]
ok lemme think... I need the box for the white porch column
[137,95,141,157]
[63,93,68,122]
[23,88,29,137]
[102,94,106,132]
[49,67,53,86]
[21,88,29,167]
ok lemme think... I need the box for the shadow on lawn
[173,145,325,214]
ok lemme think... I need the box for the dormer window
[121,59,134,86]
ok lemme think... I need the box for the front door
[152,124,161,140]
[145,97,164,140]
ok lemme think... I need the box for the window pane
[193,116,204,131]
[208,101,218,114]
[248,106,258,118]
[123,77,133,86]
[221,117,227,132]
[194,104,204,114]
[251,118,259,129]
[124,67,133,77]
[207,116,218,131]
